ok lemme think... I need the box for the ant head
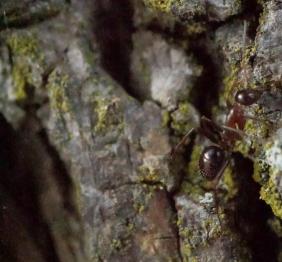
[199,145,226,180]
[235,89,261,106]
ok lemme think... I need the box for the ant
[170,87,272,184]
[169,21,282,224]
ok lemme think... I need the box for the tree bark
[0,0,282,261]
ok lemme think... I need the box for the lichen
[47,70,70,113]
[6,33,41,59]
[171,102,197,136]
[253,158,270,185]
[133,186,156,214]
[138,165,162,184]
[111,239,123,251]
[222,63,240,105]
[222,166,238,200]
[10,63,28,101]
[185,22,206,35]
[5,33,44,101]
[92,96,124,135]
[180,145,212,203]
[162,110,170,128]
[260,170,282,219]
[222,43,257,105]
[143,0,173,13]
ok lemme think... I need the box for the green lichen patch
[222,166,238,200]
[47,70,70,113]
[138,165,164,185]
[171,102,198,136]
[161,110,170,128]
[92,96,124,135]
[180,145,207,201]
[10,63,28,101]
[185,22,206,35]
[133,185,156,214]
[260,170,282,219]
[5,32,44,101]
[143,0,173,13]
[222,43,257,105]
[177,210,223,262]
[7,33,41,59]
[253,158,270,185]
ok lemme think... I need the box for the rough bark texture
[1,0,282,261]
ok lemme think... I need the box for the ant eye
[199,146,226,180]
[235,89,261,106]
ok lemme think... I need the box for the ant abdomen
[199,146,226,180]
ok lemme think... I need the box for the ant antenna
[169,128,196,158]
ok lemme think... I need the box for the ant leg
[169,127,196,159]
[221,125,246,138]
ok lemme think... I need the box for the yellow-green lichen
[185,22,206,35]
[162,110,171,128]
[10,63,28,101]
[143,0,173,13]
[138,165,162,183]
[222,63,240,104]
[222,44,257,104]
[93,96,124,134]
[133,186,156,214]
[171,102,197,136]
[253,158,270,185]
[111,239,122,251]
[178,213,222,262]
[7,33,41,59]
[222,166,238,199]
[47,70,70,112]
[260,171,282,219]
[6,33,44,101]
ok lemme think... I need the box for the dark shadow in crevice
[165,189,184,262]
[231,153,279,262]
[93,0,139,99]
[0,113,61,262]
[189,38,221,117]
[37,128,78,216]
